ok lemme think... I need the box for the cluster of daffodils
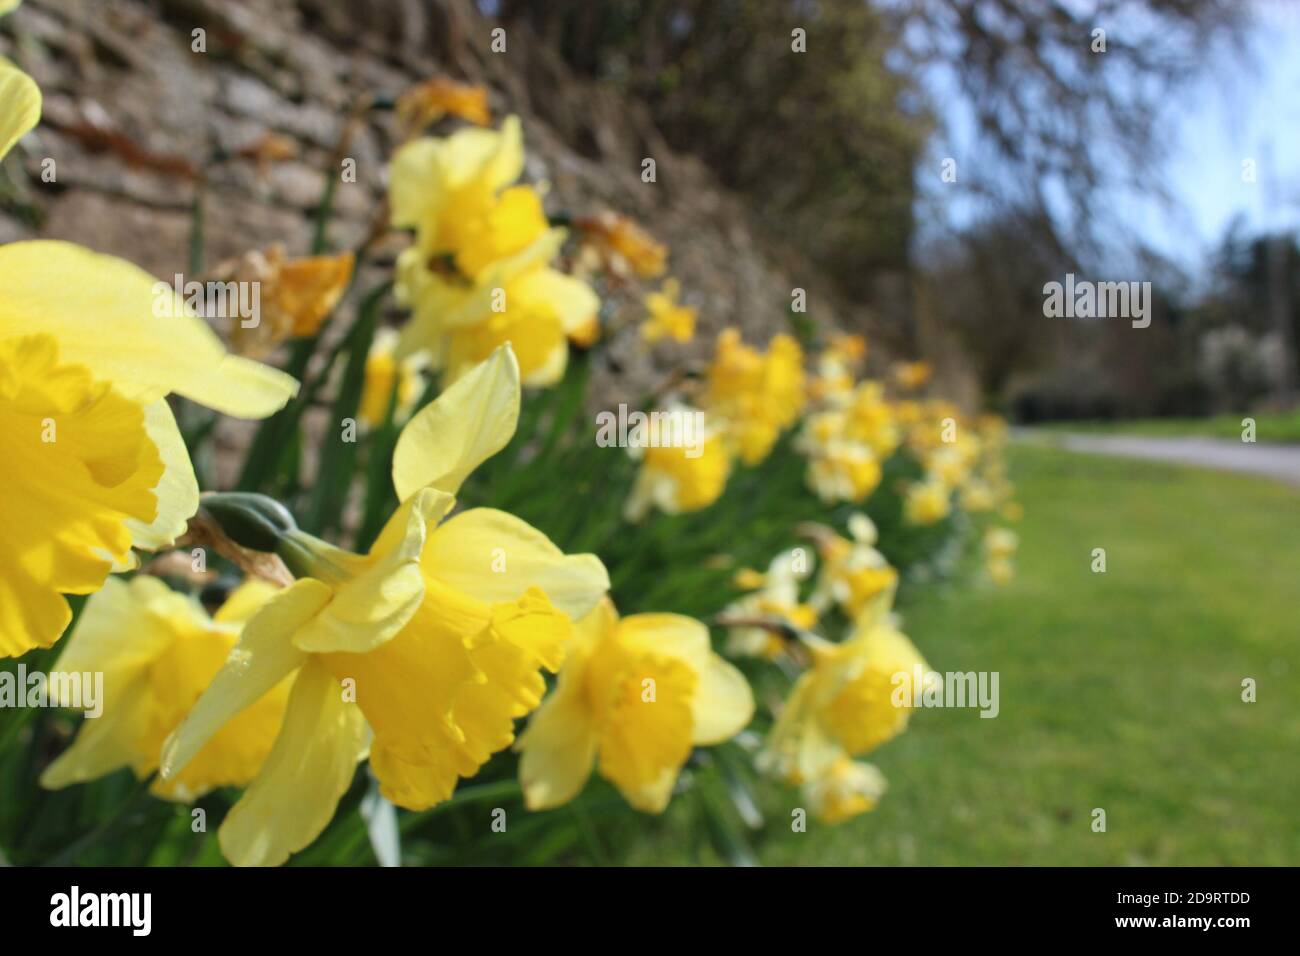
[721,514,898,661]
[39,347,754,863]
[720,514,934,824]
[757,592,932,825]
[797,337,1022,540]
[389,115,600,387]
[151,347,618,864]
[4,46,1024,866]
[897,405,1021,528]
[625,327,808,520]
[797,334,901,504]
[0,54,744,865]
[619,314,1021,560]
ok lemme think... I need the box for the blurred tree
[1192,225,1300,410]
[495,0,1245,354]
[496,0,928,305]
[917,209,1069,404]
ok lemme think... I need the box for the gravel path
[1023,432,1300,487]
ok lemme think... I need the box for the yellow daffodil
[395,76,492,138]
[983,527,1018,586]
[449,185,554,279]
[802,753,887,823]
[843,381,900,458]
[903,477,952,526]
[798,374,901,504]
[701,329,806,466]
[40,576,286,802]
[759,593,931,785]
[223,245,355,358]
[395,218,599,387]
[924,448,968,489]
[358,328,428,428]
[623,412,732,520]
[0,66,297,660]
[902,398,961,459]
[575,210,667,279]
[892,360,933,391]
[159,346,609,865]
[828,332,867,363]
[723,550,818,660]
[808,332,867,407]
[517,598,754,813]
[797,411,883,503]
[389,116,602,386]
[640,278,696,344]
[808,514,899,623]
[389,115,530,266]
[960,477,996,512]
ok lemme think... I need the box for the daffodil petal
[757,674,843,783]
[160,578,326,780]
[690,656,755,745]
[39,675,154,789]
[40,578,194,789]
[0,241,298,417]
[388,138,442,229]
[212,579,284,625]
[613,767,680,815]
[47,576,176,678]
[441,114,523,194]
[423,508,609,620]
[513,268,600,336]
[0,55,40,162]
[292,489,452,654]
[616,613,711,669]
[218,659,369,867]
[124,400,199,552]
[434,230,567,331]
[518,338,569,388]
[391,343,519,500]
[517,676,597,810]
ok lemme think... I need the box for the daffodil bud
[201,492,299,553]
[274,529,352,583]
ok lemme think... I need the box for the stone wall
[2,0,883,408]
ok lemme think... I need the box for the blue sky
[1126,1,1300,268]
[917,1,1300,276]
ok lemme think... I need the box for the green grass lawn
[1039,409,1300,444]
[636,444,1300,865]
